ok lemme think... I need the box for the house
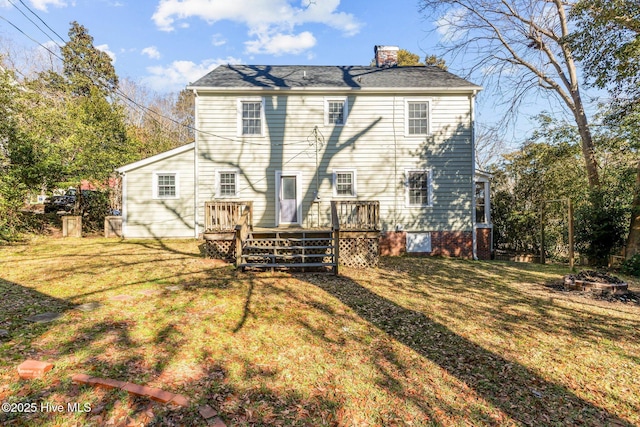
[117,46,492,262]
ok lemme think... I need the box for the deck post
[331,201,340,275]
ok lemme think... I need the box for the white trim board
[117,143,195,173]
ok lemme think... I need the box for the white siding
[196,92,473,233]
[123,149,195,238]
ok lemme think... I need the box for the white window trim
[332,169,357,198]
[216,169,240,198]
[405,168,433,207]
[153,171,179,200]
[475,179,491,227]
[404,98,432,137]
[324,97,349,126]
[237,97,265,137]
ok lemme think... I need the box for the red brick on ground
[169,394,190,407]
[146,388,176,404]
[94,378,126,390]
[199,404,218,419]
[122,382,151,397]
[71,373,189,408]
[71,373,92,384]
[17,360,53,379]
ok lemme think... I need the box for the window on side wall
[406,169,432,207]
[333,170,356,197]
[406,99,430,136]
[475,180,490,224]
[153,172,178,199]
[325,98,348,125]
[238,98,264,136]
[217,170,238,198]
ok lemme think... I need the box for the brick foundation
[476,228,492,260]
[380,232,406,256]
[430,231,473,258]
[380,231,473,259]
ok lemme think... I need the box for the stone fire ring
[563,275,628,296]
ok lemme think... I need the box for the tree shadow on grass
[304,273,635,426]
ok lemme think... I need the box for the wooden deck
[203,200,381,271]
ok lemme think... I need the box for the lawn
[0,238,639,426]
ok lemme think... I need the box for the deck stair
[239,230,336,272]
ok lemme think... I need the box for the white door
[279,175,298,224]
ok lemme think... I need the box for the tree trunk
[626,161,640,259]
[571,95,600,188]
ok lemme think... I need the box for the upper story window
[406,99,430,136]
[325,98,348,125]
[238,98,264,136]
[406,169,433,207]
[153,172,178,199]
[217,170,239,197]
[333,169,357,197]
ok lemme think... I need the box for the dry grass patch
[0,237,639,426]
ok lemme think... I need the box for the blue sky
[0,0,587,146]
[0,0,437,92]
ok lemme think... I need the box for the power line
[17,0,66,44]
[1,13,309,148]
[0,15,63,62]
[7,0,61,46]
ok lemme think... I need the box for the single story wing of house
[117,46,493,260]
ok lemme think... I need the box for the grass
[0,237,639,426]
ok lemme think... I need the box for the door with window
[277,173,300,225]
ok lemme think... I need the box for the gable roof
[117,142,194,173]
[188,65,481,92]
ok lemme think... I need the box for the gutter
[185,86,482,95]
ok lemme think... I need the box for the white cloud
[151,0,360,55]
[142,46,161,59]
[435,8,468,42]
[211,33,227,47]
[143,56,242,92]
[96,44,116,63]
[29,0,68,11]
[245,31,316,56]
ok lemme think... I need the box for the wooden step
[246,237,332,243]
[239,262,334,269]
[244,245,333,251]
[242,253,334,261]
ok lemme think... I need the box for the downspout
[470,90,478,260]
[193,89,199,239]
[121,172,127,237]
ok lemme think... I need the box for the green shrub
[621,254,640,277]
[575,189,629,266]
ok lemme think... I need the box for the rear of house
[117,46,492,259]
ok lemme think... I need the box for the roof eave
[187,85,483,94]
[117,142,195,173]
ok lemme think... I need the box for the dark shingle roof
[189,65,481,91]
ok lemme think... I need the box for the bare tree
[475,123,508,170]
[420,0,600,187]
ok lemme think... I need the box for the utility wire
[17,0,66,43]
[7,0,61,46]
[1,14,311,148]
[0,15,63,62]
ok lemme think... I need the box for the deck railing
[234,205,253,267]
[204,201,253,232]
[331,200,380,231]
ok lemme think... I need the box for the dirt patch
[544,280,640,305]
[566,270,626,284]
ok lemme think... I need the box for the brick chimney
[374,45,399,67]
